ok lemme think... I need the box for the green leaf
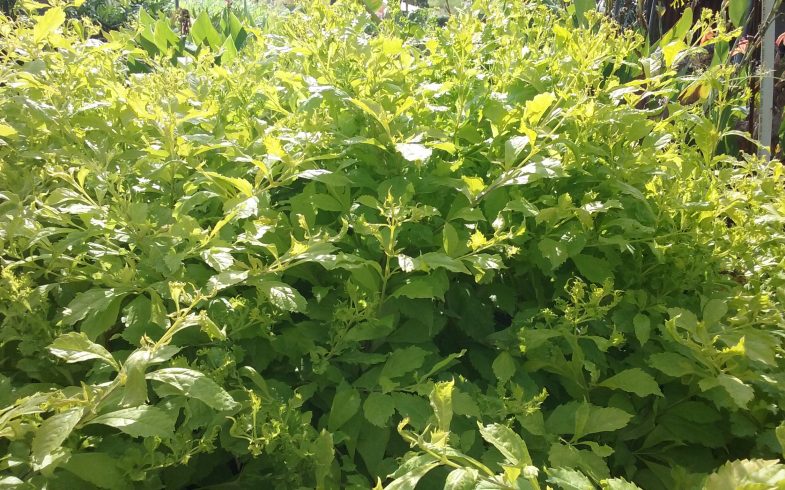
[416,252,470,274]
[546,467,595,490]
[572,254,613,283]
[505,135,531,168]
[648,352,697,377]
[584,408,632,435]
[220,34,238,63]
[152,18,178,52]
[119,350,152,407]
[492,351,516,382]
[363,393,395,427]
[80,293,125,341]
[257,281,307,312]
[208,270,248,292]
[197,313,227,340]
[444,468,479,490]
[328,384,361,431]
[464,254,504,273]
[777,423,785,459]
[704,459,785,490]
[449,206,487,222]
[149,291,168,327]
[61,289,120,326]
[201,170,253,197]
[443,222,461,256]
[574,0,596,27]
[313,429,335,488]
[0,123,17,137]
[311,193,344,212]
[392,393,431,430]
[715,373,754,408]
[539,238,569,269]
[33,7,65,43]
[774,422,785,459]
[452,389,481,418]
[599,368,663,397]
[225,11,246,42]
[479,423,532,466]
[31,408,83,469]
[549,442,610,482]
[505,197,540,217]
[62,453,128,489]
[348,98,392,142]
[121,295,152,345]
[0,476,25,487]
[524,92,556,125]
[364,0,382,13]
[703,299,727,326]
[87,406,175,438]
[429,380,454,432]
[201,247,234,271]
[600,477,642,490]
[668,7,693,42]
[191,11,222,49]
[384,456,440,490]
[147,368,239,411]
[298,168,352,186]
[48,332,119,371]
[391,276,446,300]
[547,402,632,437]
[728,0,750,28]
[632,314,650,346]
[497,156,564,187]
[381,346,429,380]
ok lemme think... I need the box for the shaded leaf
[62,452,128,489]
[364,392,395,427]
[88,406,175,438]
[599,368,663,397]
[382,346,429,380]
[492,351,516,382]
[31,408,83,469]
[48,332,119,370]
[573,254,613,283]
[257,281,307,312]
[729,0,751,28]
[328,384,361,431]
[61,289,119,326]
[648,352,697,377]
[716,373,754,408]
[147,368,239,411]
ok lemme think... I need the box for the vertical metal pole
[759,0,775,159]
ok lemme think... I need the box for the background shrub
[0,1,784,489]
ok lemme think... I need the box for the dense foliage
[1,1,785,489]
[72,0,171,31]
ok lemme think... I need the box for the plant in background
[0,1,784,489]
[123,7,251,68]
[72,0,171,30]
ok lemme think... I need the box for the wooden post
[759,0,775,159]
